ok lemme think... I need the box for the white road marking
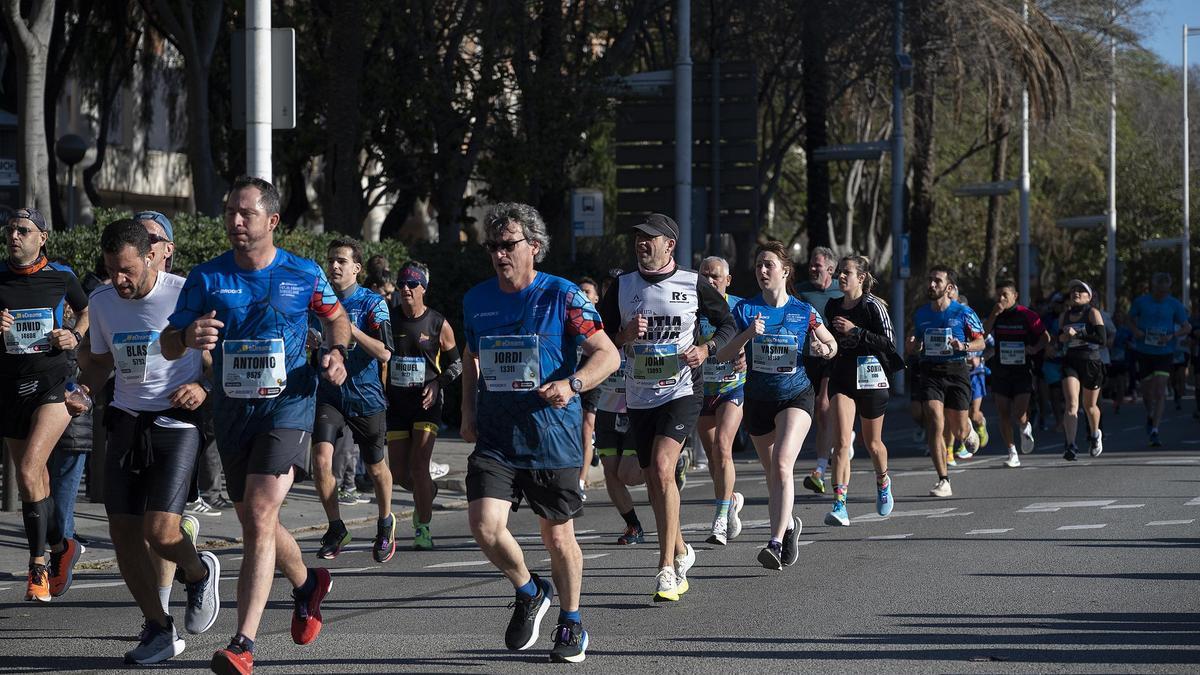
[1146,459,1200,465]
[857,508,957,522]
[1186,497,1200,506]
[1146,519,1195,526]
[867,533,912,540]
[424,560,492,569]
[928,511,974,518]
[966,528,1012,535]
[1019,499,1115,513]
[1102,504,1145,510]
[329,566,379,574]
[542,553,609,563]
[1057,524,1107,531]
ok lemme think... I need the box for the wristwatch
[329,344,349,359]
[70,329,83,346]
[569,376,584,394]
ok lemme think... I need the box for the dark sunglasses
[401,280,423,289]
[5,225,35,237]
[483,238,527,254]
[147,233,171,245]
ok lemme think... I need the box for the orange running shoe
[290,567,332,645]
[25,563,50,602]
[49,538,83,597]
[210,643,254,675]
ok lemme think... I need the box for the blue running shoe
[824,500,850,527]
[877,480,894,517]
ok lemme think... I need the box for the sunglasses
[483,238,527,254]
[401,280,423,289]
[147,233,171,245]
[5,225,35,237]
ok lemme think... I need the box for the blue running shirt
[912,301,984,363]
[168,249,341,441]
[463,272,602,469]
[1128,294,1188,355]
[315,284,391,416]
[700,293,745,396]
[732,295,821,401]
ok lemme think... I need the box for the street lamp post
[1183,25,1200,309]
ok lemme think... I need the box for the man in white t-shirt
[77,219,220,665]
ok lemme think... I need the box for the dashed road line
[1146,519,1195,526]
[1057,524,1106,531]
[966,528,1012,535]
[857,508,956,522]
[867,533,912,540]
[542,553,609,563]
[424,560,491,569]
[1102,504,1145,509]
[1020,500,1114,513]
[1186,497,1200,506]
[928,511,974,519]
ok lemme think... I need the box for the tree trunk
[184,60,222,214]
[801,0,830,250]
[3,0,55,226]
[982,103,1011,300]
[320,0,365,236]
[908,0,938,288]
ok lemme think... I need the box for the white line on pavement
[1021,500,1115,511]
[1146,459,1200,465]
[966,528,1012,535]
[867,533,912,540]
[424,560,492,569]
[1146,519,1195,526]
[928,512,974,518]
[1102,504,1145,509]
[542,553,609,563]
[1186,497,1200,506]
[1057,524,1107,530]
[857,508,957,522]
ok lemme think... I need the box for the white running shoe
[1020,422,1035,454]
[929,478,953,498]
[1090,429,1103,457]
[848,431,856,460]
[653,567,679,602]
[728,492,744,539]
[706,516,728,545]
[1005,448,1021,468]
[964,427,980,455]
[429,462,450,480]
[673,543,696,595]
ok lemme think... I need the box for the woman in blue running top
[717,242,837,571]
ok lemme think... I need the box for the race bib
[702,354,738,384]
[479,335,540,391]
[752,334,799,374]
[999,340,1026,365]
[389,356,425,388]
[1145,329,1171,347]
[222,339,287,398]
[4,307,53,354]
[856,355,889,390]
[631,344,679,387]
[1067,322,1087,349]
[112,330,160,384]
[923,328,952,357]
[599,361,626,396]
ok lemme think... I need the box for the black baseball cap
[11,207,48,231]
[632,213,679,240]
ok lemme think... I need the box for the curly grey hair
[484,202,550,263]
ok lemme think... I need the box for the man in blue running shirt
[161,176,352,674]
[461,203,619,663]
[1128,272,1191,446]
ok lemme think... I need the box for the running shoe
[374,514,397,563]
[877,479,894,516]
[316,526,351,559]
[124,616,184,665]
[803,471,827,494]
[185,497,221,517]
[209,495,234,510]
[781,516,802,566]
[336,489,358,506]
[947,446,958,467]
[1150,430,1162,447]
[1020,422,1036,454]
[617,525,644,545]
[693,459,709,472]
[549,621,589,663]
[955,445,973,460]
[706,515,728,546]
[1005,448,1021,468]
[413,523,434,550]
[653,567,680,602]
[48,537,83,597]
[180,514,200,546]
[429,461,450,480]
[25,563,50,602]
[210,640,253,675]
[291,567,333,645]
[1089,430,1104,457]
[674,453,687,491]
[965,427,981,455]
[848,430,857,459]
[578,479,587,503]
[728,492,744,539]
[976,421,989,448]
[183,551,221,635]
[757,542,783,571]
[929,479,952,498]
[824,500,850,527]
[1063,444,1078,461]
[674,543,695,596]
[506,573,552,650]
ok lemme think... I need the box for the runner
[0,207,89,602]
[577,276,601,499]
[310,238,397,561]
[823,254,900,526]
[460,203,619,662]
[795,247,843,495]
[593,351,648,544]
[597,214,737,600]
[696,255,745,546]
[161,176,351,674]
[907,266,985,498]
[387,260,460,550]
[983,279,1049,467]
[79,219,220,664]
[1057,279,1107,460]
[1128,272,1190,447]
[1108,309,1133,416]
[944,285,980,465]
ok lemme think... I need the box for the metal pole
[66,166,76,230]
[891,0,906,392]
[1184,25,1192,309]
[674,0,693,267]
[711,57,721,256]
[247,0,272,182]
[1106,4,1117,312]
[1019,0,1032,303]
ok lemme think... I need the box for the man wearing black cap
[596,213,737,602]
[0,207,91,602]
[135,211,177,273]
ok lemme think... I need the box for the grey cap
[632,213,679,240]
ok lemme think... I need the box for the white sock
[158,586,171,613]
[1008,444,1017,453]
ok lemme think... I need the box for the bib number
[113,330,160,384]
[1145,329,1171,347]
[3,308,53,354]
[479,335,541,391]
[752,334,798,374]
[631,344,679,387]
[923,328,952,357]
[599,358,626,396]
[999,340,1026,365]
[222,339,287,398]
[856,356,889,390]
[389,356,425,388]
[702,354,738,384]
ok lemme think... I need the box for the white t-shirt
[89,272,204,427]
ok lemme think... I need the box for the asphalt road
[1,405,1198,673]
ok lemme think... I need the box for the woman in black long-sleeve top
[1057,279,1107,460]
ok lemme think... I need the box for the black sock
[330,519,346,532]
[297,568,317,597]
[231,633,255,654]
[620,509,640,528]
[21,499,53,558]
[45,495,62,548]
[938,474,949,482]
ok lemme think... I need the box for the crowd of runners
[1,178,1192,672]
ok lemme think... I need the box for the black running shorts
[1062,356,1105,391]
[627,394,703,469]
[914,361,971,411]
[465,454,582,521]
[0,366,67,440]
[104,409,202,516]
[386,387,443,440]
[826,380,889,420]
[218,428,311,502]
[1135,352,1173,379]
[314,403,387,464]
[991,374,1034,398]
[593,410,633,457]
[744,388,816,437]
